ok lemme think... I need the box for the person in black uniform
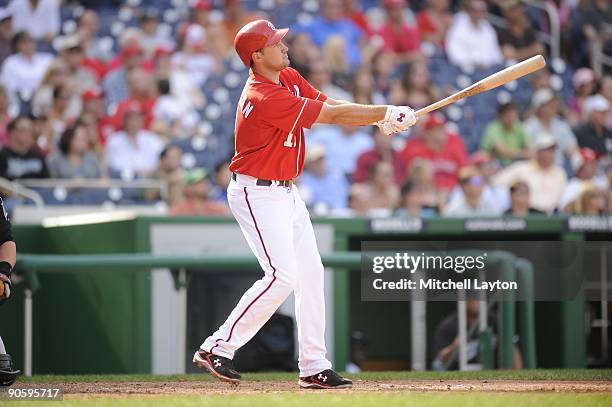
[0,196,20,386]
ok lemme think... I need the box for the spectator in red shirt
[110,68,157,131]
[376,0,422,62]
[353,127,407,185]
[401,113,468,191]
[417,0,453,49]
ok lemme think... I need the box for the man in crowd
[504,181,544,216]
[170,168,229,216]
[299,144,349,214]
[496,0,544,61]
[493,135,567,213]
[402,113,468,192]
[480,101,530,166]
[105,103,164,177]
[445,0,503,71]
[573,94,612,158]
[0,115,48,180]
[523,88,579,168]
[445,166,501,217]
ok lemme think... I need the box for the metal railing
[0,178,44,207]
[15,178,168,203]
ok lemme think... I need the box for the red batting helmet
[234,20,289,67]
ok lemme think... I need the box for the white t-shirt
[445,12,503,71]
[493,160,568,213]
[171,52,216,88]
[106,130,164,174]
[0,52,53,101]
[9,0,60,40]
[444,190,503,217]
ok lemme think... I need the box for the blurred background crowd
[0,0,610,218]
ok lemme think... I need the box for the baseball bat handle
[415,55,546,118]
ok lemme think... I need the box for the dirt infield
[18,379,612,397]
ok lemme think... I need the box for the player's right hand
[376,120,400,136]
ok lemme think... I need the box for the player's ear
[251,49,264,65]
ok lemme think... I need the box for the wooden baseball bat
[415,55,546,118]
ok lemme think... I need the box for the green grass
[8,393,612,407]
[18,369,612,383]
[8,370,612,406]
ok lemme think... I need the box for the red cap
[193,0,212,10]
[234,19,289,67]
[383,0,406,8]
[121,45,143,58]
[122,101,143,119]
[423,113,446,130]
[470,151,492,166]
[153,46,172,59]
[82,87,104,101]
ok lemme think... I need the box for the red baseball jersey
[229,67,327,180]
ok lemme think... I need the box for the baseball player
[193,19,417,389]
[0,197,20,387]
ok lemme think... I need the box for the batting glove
[376,106,417,136]
[376,120,402,136]
[0,261,12,304]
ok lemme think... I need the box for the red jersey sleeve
[285,67,328,102]
[259,87,324,133]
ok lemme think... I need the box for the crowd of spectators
[0,0,609,218]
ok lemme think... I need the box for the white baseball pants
[201,174,332,376]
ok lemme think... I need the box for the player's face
[260,41,289,70]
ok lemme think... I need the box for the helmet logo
[267,21,276,31]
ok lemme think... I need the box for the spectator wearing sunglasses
[444,166,502,217]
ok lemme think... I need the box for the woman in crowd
[46,122,103,178]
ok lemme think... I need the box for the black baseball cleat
[299,369,352,389]
[0,354,20,387]
[193,349,241,384]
